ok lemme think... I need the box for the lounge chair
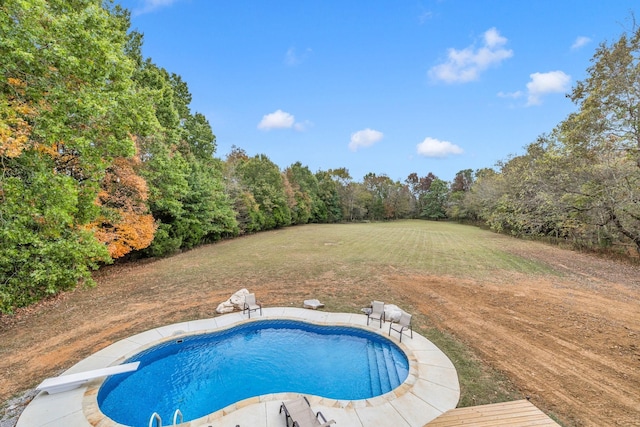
[389,311,413,342]
[242,293,262,318]
[280,396,335,427]
[366,300,385,327]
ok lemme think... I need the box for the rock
[215,288,251,314]
[303,299,324,309]
[229,288,250,306]
[384,304,403,322]
[215,302,235,314]
[0,388,38,427]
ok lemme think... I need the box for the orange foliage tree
[89,150,156,258]
[0,78,35,158]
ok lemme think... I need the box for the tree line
[2,1,638,313]
[448,23,640,257]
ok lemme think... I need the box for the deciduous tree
[0,0,153,311]
[89,152,156,258]
[560,22,640,251]
[235,154,291,230]
[421,178,449,220]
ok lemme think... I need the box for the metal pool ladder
[173,409,183,425]
[148,409,183,426]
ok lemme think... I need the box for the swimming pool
[98,319,409,427]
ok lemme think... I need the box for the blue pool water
[98,319,409,427]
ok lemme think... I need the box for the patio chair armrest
[279,402,288,415]
[317,410,336,425]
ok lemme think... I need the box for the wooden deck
[427,399,560,426]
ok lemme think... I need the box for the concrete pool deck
[17,307,460,427]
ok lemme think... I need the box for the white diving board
[36,361,140,394]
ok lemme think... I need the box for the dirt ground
[1,243,639,426]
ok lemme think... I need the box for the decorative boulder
[384,304,403,323]
[230,288,250,307]
[216,288,250,314]
[215,301,234,314]
[303,299,325,309]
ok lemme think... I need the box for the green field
[138,220,556,285]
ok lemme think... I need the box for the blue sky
[116,0,638,182]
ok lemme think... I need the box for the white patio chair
[389,311,413,342]
[367,300,385,327]
[280,396,335,427]
[242,293,262,318]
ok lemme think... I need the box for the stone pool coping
[17,307,460,427]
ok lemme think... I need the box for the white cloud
[497,90,523,99]
[526,71,571,106]
[571,36,591,50]
[418,10,433,25]
[293,120,313,131]
[416,137,463,158]
[257,110,311,131]
[429,27,513,84]
[134,0,180,15]
[257,110,296,130]
[349,129,383,151]
[285,47,312,66]
[484,27,506,48]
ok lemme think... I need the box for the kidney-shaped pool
[98,319,409,427]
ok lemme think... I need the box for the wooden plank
[433,400,536,416]
[428,400,557,426]
[36,361,140,394]
[427,400,560,427]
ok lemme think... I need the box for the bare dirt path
[1,240,639,426]
[392,245,640,427]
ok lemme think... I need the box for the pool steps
[366,344,381,395]
[365,341,404,397]
[382,344,402,388]
[375,343,392,391]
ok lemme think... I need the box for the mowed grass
[142,220,556,284]
[110,220,557,316]
[98,220,559,408]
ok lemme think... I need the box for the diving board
[36,361,140,394]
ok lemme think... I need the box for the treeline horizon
[2,1,639,313]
